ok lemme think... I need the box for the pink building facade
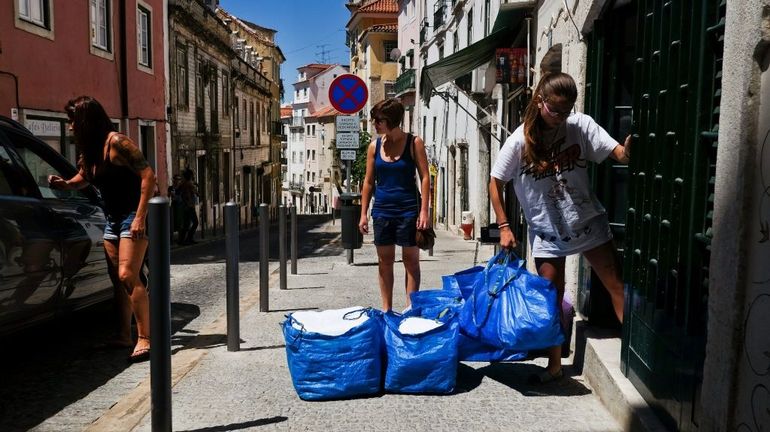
[0,0,168,187]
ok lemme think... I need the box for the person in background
[49,96,155,363]
[358,98,431,311]
[168,174,185,244]
[489,72,631,384]
[178,168,199,245]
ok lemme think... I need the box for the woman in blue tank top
[359,98,431,311]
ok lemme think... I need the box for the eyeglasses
[541,100,573,118]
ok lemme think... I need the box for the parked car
[0,116,112,335]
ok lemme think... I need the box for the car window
[6,131,91,202]
[0,147,15,195]
[0,145,38,197]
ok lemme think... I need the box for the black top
[88,136,141,219]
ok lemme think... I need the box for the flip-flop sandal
[127,348,150,363]
[127,335,151,363]
[527,368,564,384]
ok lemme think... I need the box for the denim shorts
[373,217,417,247]
[104,212,136,241]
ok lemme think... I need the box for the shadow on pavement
[176,416,289,432]
[0,301,199,432]
[454,363,485,394]
[478,362,592,397]
[170,215,344,265]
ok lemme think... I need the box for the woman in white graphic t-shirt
[489,72,631,384]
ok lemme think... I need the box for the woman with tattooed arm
[49,96,156,363]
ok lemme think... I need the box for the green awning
[420,4,530,103]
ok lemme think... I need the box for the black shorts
[373,217,417,247]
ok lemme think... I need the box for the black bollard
[224,201,240,351]
[148,197,172,432]
[290,205,297,275]
[259,203,269,312]
[279,205,287,290]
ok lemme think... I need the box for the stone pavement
[126,221,621,432]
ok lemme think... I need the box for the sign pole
[346,160,353,264]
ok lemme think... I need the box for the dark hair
[369,98,404,130]
[522,73,578,171]
[65,96,115,177]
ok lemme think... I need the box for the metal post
[224,201,239,351]
[279,205,287,290]
[259,203,269,312]
[148,197,171,432]
[290,205,297,275]
[345,161,354,264]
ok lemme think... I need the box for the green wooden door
[621,0,725,430]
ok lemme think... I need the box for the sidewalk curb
[86,265,281,432]
[582,333,669,432]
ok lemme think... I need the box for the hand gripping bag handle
[468,250,526,329]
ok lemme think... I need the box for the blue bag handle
[383,308,453,336]
[468,250,526,329]
[285,307,372,347]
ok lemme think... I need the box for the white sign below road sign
[335,115,359,132]
[336,132,359,150]
[340,150,357,161]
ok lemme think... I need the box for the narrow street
[0,215,334,432]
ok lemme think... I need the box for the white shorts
[529,214,614,258]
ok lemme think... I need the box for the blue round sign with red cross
[328,74,369,114]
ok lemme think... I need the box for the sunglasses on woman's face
[542,100,574,118]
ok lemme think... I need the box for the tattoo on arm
[112,134,150,173]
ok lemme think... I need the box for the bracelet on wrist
[497,222,510,229]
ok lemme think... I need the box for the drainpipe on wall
[164,0,172,186]
[119,0,129,127]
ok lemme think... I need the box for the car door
[1,127,111,309]
[0,140,62,329]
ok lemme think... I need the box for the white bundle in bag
[398,316,443,335]
[291,306,369,336]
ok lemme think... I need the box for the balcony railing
[291,116,304,127]
[395,69,416,95]
[288,181,304,192]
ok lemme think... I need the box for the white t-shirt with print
[491,113,618,257]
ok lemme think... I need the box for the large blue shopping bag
[437,271,528,362]
[282,307,383,401]
[459,251,564,352]
[409,289,463,317]
[383,310,459,394]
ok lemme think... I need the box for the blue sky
[220,0,351,98]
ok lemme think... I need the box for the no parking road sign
[329,74,368,114]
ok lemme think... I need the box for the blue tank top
[372,133,419,218]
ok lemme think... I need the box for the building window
[432,116,437,142]
[242,99,247,130]
[467,8,473,45]
[222,72,229,116]
[384,82,396,99]
[312,150,316,161]
[90,0,110,51]
[176,44,188,108]
[484,0,490,36]
[19,0,48,27]
[453,32,459,53]
[383,40,398,62]
[292,152,296,163]
[438,41,444,60]
[137,6,151,68]
[250,102,255,145]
